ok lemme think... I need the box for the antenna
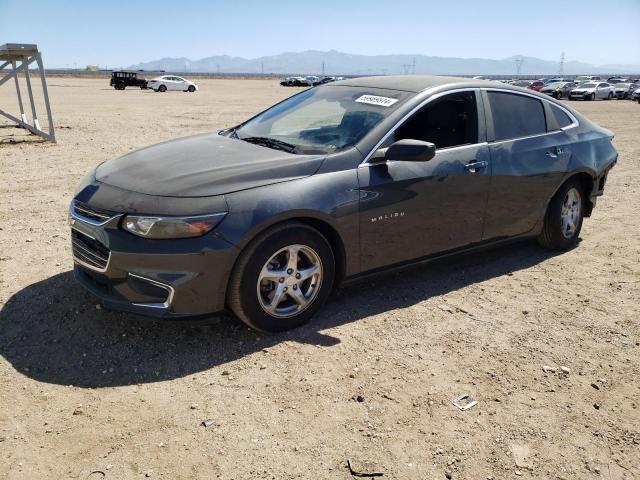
[515,56,524,76]
[558,52,565,76]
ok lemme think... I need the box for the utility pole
[261,61,264,74]
[412,56,416,75]
[217,63,220,74]
[515,56,524,76]
[558,52,565,76]
[322,61,325,75]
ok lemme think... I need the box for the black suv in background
[110,71,148,90]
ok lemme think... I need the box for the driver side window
[393,91,479,150]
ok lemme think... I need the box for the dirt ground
[0,78,638,480]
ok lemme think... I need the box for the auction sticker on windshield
[355,94,399,107]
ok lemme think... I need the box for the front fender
[218,169,361,277]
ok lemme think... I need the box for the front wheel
[537,179,585,250]
[556,92,563,99]
[158,85,167,92]
[227,222,335,332]
[590,93,596,101]
[187,85,195,92]
[607,92,613,100]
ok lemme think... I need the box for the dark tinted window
[488,91,546,141]
[548,104,573,129]
[394,91,478,149]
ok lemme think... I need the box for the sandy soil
[0,78,638,479]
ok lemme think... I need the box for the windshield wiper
[239,136,298,153]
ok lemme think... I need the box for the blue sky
[1,0,639,68]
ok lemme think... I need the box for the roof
[0,43,38,60]
[331,75,494,93]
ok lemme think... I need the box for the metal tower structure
[515,56,524,76]
[0,43,56,142]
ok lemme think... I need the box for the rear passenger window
[488,91,546,141]
[548,104,573,129]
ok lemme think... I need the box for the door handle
[464,160,488,173]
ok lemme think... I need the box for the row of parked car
[498,76,640,102]
[280,75,345,87]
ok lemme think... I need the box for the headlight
[122,213,227,239]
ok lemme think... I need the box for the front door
[358,90,491,272]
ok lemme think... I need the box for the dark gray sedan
[70,76,617,331]
[540,81,576,99]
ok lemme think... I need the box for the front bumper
[569,93,589,99]
[70,204,239,318]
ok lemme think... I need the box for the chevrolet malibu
[70,76,617,331]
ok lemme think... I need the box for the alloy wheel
[257,244,323,318]
[560,187,582,239]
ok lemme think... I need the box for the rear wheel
[607,92,613,100]
[158,85,167,92]
[227,222,335,332]
[537,179,585,250]
[187,85,195,92]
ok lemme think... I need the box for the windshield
[580,83,596,88]
[615,83,630,88]
[233,86,412,154]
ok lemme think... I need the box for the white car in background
[147,75,198,92]
[569,82,614,101]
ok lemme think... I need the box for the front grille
[73,201,115,224]
[72,229,110,271]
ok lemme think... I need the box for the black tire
[590,93,595,101]
[537,179,585,250]
[227,222,335,332]
[116,82,125,90]
[158,85,167,92]
[187,85,195,92]
[556,91,563,100]
[607,92,613,100]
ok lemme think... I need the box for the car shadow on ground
[0,239,566,388]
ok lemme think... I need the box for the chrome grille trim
[71,229,111,272]
[71,201,118,226]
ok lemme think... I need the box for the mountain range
[128,50,640,76]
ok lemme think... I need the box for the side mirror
[383,139,436,162]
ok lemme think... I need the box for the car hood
[573,87,595,92]
[95,132,325,197]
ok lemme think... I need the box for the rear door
[597,83,610,99]
[358,89,492,271]
[482,90,572,240]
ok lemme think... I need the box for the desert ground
[0,77,638,479]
